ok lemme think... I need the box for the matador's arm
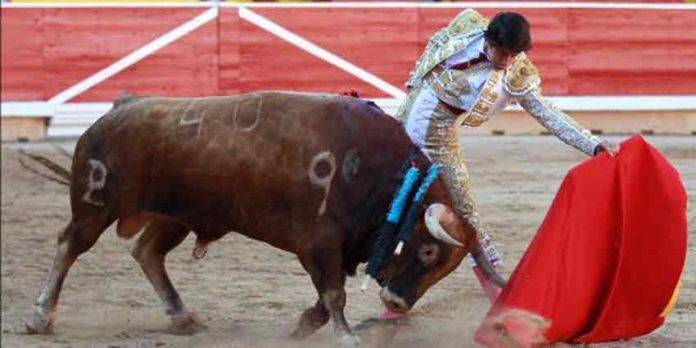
[505,54,601,156]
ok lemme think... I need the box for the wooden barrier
[1,3,694,138]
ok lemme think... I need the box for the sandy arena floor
[2,135,694,348]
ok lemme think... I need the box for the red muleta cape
[475,135,687,346]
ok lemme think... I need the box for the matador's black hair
[485,12,532,53]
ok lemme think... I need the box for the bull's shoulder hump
[254,90,337,103]
[112,92,142,108]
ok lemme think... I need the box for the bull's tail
[470,237,507,288]
[17,149,72,187]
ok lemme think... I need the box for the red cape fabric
[475,136,687,346]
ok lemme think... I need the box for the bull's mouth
[379,287,411,314]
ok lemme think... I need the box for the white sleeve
[519,91,601,156]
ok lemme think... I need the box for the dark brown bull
[26,91,504,342]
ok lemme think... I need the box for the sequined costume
[396,9,601,267]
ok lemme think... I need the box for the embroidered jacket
[405,9,601,156]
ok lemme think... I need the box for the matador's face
[484,41,517,70]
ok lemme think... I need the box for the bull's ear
[424,203,464,247]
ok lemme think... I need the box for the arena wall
[2,2,695,140]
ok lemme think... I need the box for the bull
[26,91,504,342]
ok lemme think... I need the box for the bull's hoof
[167,312,208,335]
[25,312,54,335]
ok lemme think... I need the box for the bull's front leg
[291,298,329,339]
[297,226,360,346]
[323,286,360,346]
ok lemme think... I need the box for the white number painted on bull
[82,159,107,206]
[308,151,336,217]
[234,95,262,132]
[179,100,205,137]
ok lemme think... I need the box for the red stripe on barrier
[567,9,696,95]
[218,8,242,95]
[1,7,695,102]
[1,8,45,100]
[42,8,210,101]
[230,10,387,96]
[74,14,219,102]
[251,8,420,96]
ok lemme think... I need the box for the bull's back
[73,92,413,249]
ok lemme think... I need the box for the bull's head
[373,180,491,313]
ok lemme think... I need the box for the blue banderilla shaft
[385,166,421,224]
[394,165,439,255]
[361,166,420,291]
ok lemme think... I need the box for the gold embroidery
[465,118,485,127]
[481,88,499,102]
[422,113,482,230]
[407,9,489,88]
[394,86,418,122]
[473,102,490,115]
[489,70,502,84]
[399,80,503,267]
[457,69,505,127]
[424,63,488,112]
[504,53,541,96]
[447,9,487,36]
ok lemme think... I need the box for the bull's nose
[379,287,410,313]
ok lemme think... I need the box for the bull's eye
[418,243,440,266]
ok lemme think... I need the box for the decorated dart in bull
[361,165,420,292]
[394,165,439,256]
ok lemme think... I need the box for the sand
[2,135,694,347]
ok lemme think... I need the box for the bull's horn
[424,204,464,247]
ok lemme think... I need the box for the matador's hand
[594,140,621,157]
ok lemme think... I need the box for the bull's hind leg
[27,215,114,334]
[130,217,205,333]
